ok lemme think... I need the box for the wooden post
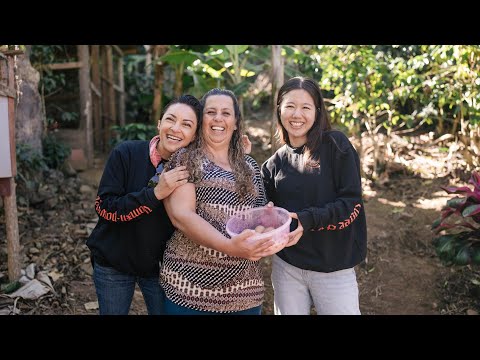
[271,45,284,154]
[91,45,102,151]
[101,46,110,150]
[4,177,20,281]
[117,53,125,126]
[106,46,116,130]
[77,45,93,168]
[0,51,21,281]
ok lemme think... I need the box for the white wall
[0,96,13,178]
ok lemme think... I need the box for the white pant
[271,254,361,315]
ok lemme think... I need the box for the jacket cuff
[145,187,162,208]
[297,210,314,231]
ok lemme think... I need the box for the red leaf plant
[432,171,480,266]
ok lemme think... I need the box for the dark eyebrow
[183,119,195,124]
[165,113,177,119]
[284,101,313,106]
[204,107,232,111]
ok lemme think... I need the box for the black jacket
[86,140,174,277]
[261,130,367,272]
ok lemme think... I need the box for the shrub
[15,143,47,186]
[110,123,157,147]
[432,171,480,266]
[42,135,71,169]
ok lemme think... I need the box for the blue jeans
[93,262,163,315]
[162,291,262,315]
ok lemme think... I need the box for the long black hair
[276,77,331,166]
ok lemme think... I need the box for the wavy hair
[180,88,255,199]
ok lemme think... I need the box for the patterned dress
[160,149,267,312]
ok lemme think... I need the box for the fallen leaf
[84,301,99,311]
[8,279,50,300]
[48,270,64,282]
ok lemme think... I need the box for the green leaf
[446,197,467,209]
[433,235,454,254]
[431,217,442,230]
[472,247,480,265]
[231,80,251,97]
[159,51,200,66]
[226,45,249,54]
[462,204,480,218]
[0,281,21,294]
[454,247,471,266]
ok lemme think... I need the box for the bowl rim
[225,206,292,238]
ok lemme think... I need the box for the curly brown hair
[170,88,256,200]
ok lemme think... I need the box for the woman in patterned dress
[160,88,281,314]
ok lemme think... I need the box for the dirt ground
[1,119,479,315]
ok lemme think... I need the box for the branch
[392,118,427,135]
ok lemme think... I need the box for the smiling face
[157,103,198,159]
[279,89,316,148]
[202,94,237,149]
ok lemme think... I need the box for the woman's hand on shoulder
[242,135,252,155]
[154,165,189,200]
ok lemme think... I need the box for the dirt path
[357,182,449,315]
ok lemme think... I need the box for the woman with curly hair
[160,88,279,315]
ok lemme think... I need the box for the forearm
[297,196,363,231]
[96,146,161,222]
[95,187,161,222]
[169,210,235,255]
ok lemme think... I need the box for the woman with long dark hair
[262,77,367,315]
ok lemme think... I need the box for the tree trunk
[174,63,184,97]
[451,105,462,135]
[355,121,364,178]
[151,45,168,123]
[15,46,43,152]
[270,45,284,154]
